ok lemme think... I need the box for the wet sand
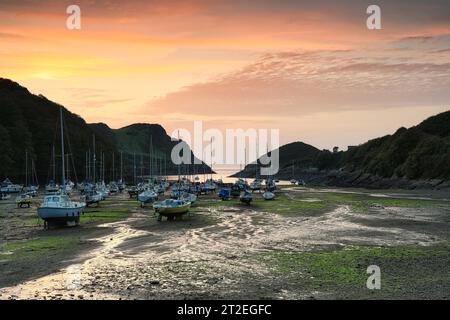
[0,187,449,300]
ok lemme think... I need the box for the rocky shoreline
[232,167,450,190]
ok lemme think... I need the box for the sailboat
[118,152,125,192]
[153,198,191,221]
[37,107,86,228]
[138,187,158,207]
[0,178,23,193]
[240,189,253,205]
[24,151,39,195]
[290,160,298,184]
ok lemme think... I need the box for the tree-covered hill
[0,78,210,185]
[235,110,450,188]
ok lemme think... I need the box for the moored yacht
[0,178,23,193]
[37,107,86,228]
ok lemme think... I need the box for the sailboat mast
[112,152,115,182]
[133,152,136,185]
[177,131,181,182]
[120,152,123,181]
[52,145,55,181]
[32,159,38,186]
[210,137,213,181]
[255,143,258,179]
[93,135,96,184]
[25,150,28,187]
[150,135,153,179]
[292,160,295,178]
[244,146,247,183]
[60,107,66,191]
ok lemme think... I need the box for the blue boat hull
[37,206,84,220]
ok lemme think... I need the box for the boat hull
[155,205,190,215]
[37,206,84,220]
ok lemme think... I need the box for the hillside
[0,78,211,184]
[235,110,450,189]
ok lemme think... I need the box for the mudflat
[0,187,449,300]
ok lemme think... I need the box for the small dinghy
[138,189,158,207]
[263,191,275,200]
[153,199,191,221]
[240,190,253,205]
[16,194,33,208]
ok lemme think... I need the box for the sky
[1,0,449,165]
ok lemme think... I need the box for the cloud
[141,37,450,121]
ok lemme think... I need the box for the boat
[218,189,231,200]
[45,180,60,194]
[181,192,197,204]
[38,194,85,227]
[262,191,275,200]
[240,190,253,205]
[16,194,33,208]
[128,186,139,199]
[265,179,277,192]
[37,107,86,228]
[204,180,217,192]
[96,181,109,199]
[1,193,11,201]
[153,199,191,221]
[170,189,184,199]
[118,179,126,192]
[63,180,73,195]
[24,190,37,197]
[23,152,39,193]
[235,178,248,190]
[230,184,241,197]
[138,189,158,207]
[249,179,262,192]
[109,182,119,193]
[85,190,102,207]
[0,178,23,193]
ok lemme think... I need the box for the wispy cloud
[142,35,450,120]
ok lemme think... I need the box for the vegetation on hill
[237,110,450,183]
[0,78,210,184]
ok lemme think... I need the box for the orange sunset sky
[1,0,449,162]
